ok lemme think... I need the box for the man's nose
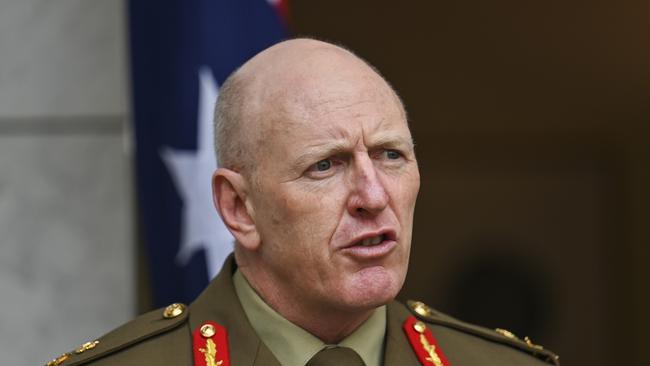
[347,155,389,217]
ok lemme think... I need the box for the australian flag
[129,0,287,308]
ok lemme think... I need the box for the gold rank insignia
[495,327,559,363]
[495,328,545,351]
[74,340,100,354]
[44,339,99,366]
[45,353,70,366]
[193,321,231,366]
[403,316,452,366]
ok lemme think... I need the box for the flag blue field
[129,0,287,307]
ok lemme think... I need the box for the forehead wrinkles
[250,79,408,160]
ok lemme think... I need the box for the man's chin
[337,266,403,310]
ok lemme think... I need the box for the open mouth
[347,230,397,248]
[356,234,389,247]
[342,231,397,259]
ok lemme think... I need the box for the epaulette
[44,303,189,366]
[406,300,561,366]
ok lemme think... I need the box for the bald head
[214,38,406,176]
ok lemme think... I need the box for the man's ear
[212,168,261,250]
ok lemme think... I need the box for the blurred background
[0,1,647,365]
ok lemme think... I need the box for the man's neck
[239,264,375,344]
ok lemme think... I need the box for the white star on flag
[160,66,233,278]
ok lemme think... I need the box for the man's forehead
[233,39,408,163]
[263,88,409,149]
[276,112,413,160]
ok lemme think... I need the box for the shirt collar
[233,269,386,366]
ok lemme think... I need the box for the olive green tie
[306,346,365,366]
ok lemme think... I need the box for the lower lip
[340,239,397,259]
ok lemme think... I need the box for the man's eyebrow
[293,135,414,168]
[371,134,415,150]
[293,141,351,167]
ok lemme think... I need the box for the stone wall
[0,1,133,365]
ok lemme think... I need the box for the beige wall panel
[0,131,133,365]
[0,0,127,117]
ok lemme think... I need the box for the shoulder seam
[63,305,190,366]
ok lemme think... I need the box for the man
[46,39,559,366]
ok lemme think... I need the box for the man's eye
[385,150,401,159]
[315,159,332,171]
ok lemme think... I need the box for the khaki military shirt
[233,269,385,366]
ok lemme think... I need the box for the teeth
[359,235,383,246]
